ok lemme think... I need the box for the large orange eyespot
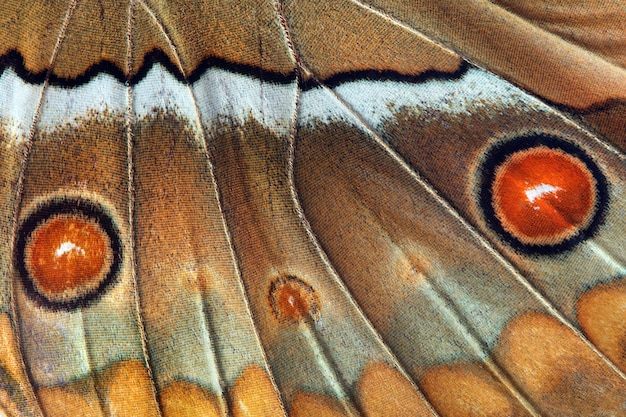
[479,135,607,254]
[15,198,122,310]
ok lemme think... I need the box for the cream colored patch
[420,362,529,417]
[159,380,223,417]
[38,381,103,417]
[577,278,626,372]
[99,361,160,417]
[289,392,350,417]
[229,365,285,417]
[495,312,626,414]
[357,362,434,416]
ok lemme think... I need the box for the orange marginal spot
[159,380,223,417]
[37,381,102,417]
[495,312,626,414]
[99,360,160,417]
[577,278,626,372]
[270,276,320,323]
[356,362,434,417]
[289,392,351,417]
[26,215,111,294]
[492,147,595,244]
[229,364,285,417]
[420,362,530,417]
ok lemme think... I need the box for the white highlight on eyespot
[55,241,85,258]
[525,183,561,204]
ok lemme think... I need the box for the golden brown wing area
[1,0,625,416]
[0,0,295,80]
[362,0,626,150]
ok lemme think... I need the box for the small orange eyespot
[269,276,320,323]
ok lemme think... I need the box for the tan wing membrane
[0,54,49,416]
[282,0,462,80]
[492,0,626,69]
[131,2,181,77]
[2,0,295,81]
[0,1,70,76]
[377,91,626,325]
[358,0,626,150]
[141,0,295,77]
[132,112,285,417]
[12,100,159,415]
[52,0,128,80]
[293,89,626,416]
[362,0,626,108]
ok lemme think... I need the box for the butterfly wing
[0,0,625,416]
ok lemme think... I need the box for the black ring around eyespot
[478,134,609,255]
[14,197,122,311]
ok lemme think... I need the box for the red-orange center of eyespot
[27,217,108,294]
[492,147,595,242]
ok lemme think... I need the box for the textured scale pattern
[0,0,625,416]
